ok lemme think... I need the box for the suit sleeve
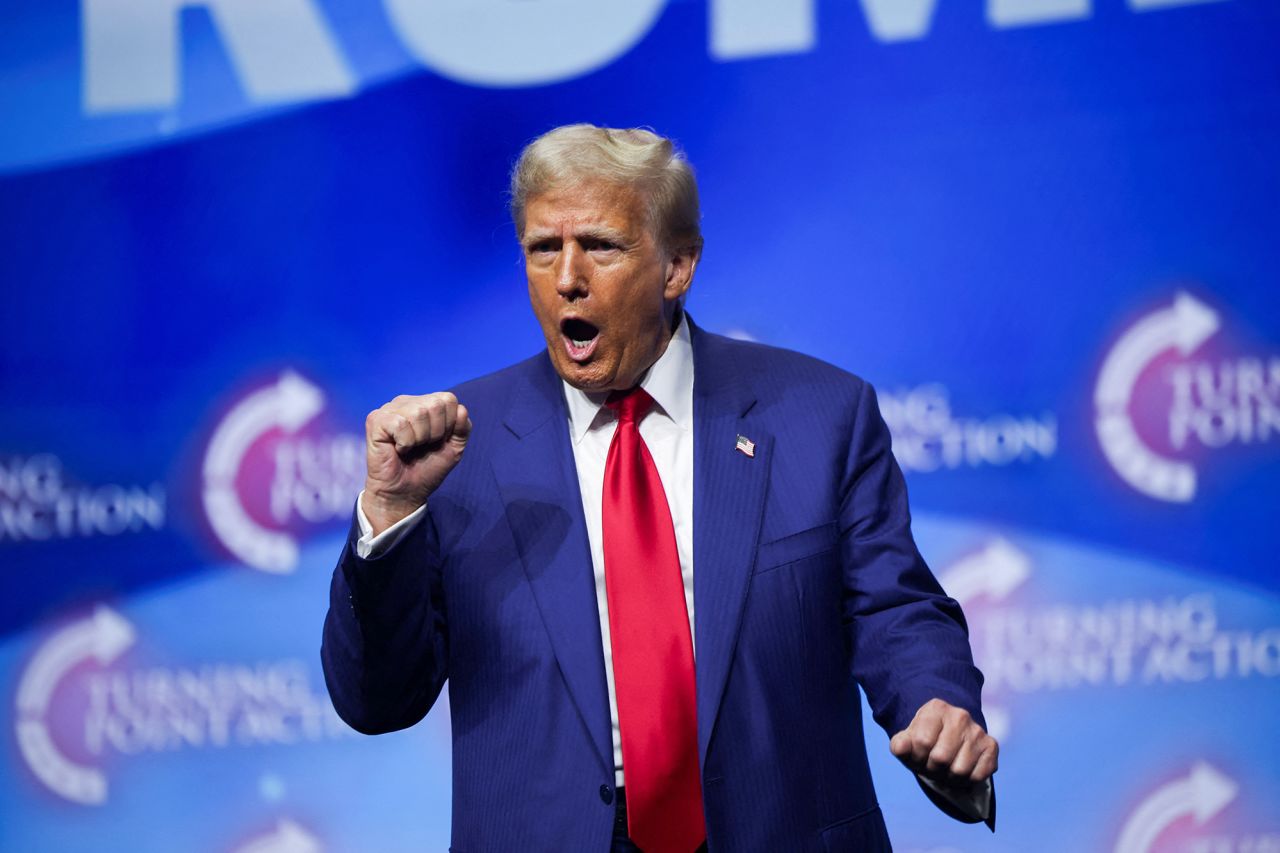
[838,380,987,740]
[320,502,449,735]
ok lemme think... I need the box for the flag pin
[735,434,756,458]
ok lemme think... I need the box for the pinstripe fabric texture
[322,318,985,851]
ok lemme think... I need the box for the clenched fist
[889,698,999,787]
[362,392,472,535]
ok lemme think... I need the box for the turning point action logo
[1094,291,1280,503]
[0,454,165,544]
[881,387,1057,474]
[1114,763,1238,853]
[201,370,362,573]
[14,605,349,805]
[14,605,134,804]
[1112,762,1280,853]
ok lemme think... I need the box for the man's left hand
[889,698,999,786]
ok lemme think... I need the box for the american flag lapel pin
[735,434,756,458]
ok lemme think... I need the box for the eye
[528,240,556,255]
[585,237,621,253]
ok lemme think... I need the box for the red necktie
[603,387,705,853]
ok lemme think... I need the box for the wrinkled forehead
[519,177,655,238]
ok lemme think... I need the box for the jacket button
[599,784,614,805]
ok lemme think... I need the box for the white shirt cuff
[354,489,428,559]
[918,774,993,822]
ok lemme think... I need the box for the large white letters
[711,0,940,57]
[859,0,940,42]
[710,0,814,59]
[381,0,667,87]
[83,0,354,113]
[80,0,1238,113]
[1130,0,1227,10]
[988,0,1090,29]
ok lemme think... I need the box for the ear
[663,241,701,302]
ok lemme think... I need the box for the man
[322,124,997,852]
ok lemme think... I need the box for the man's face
[522,179,695,392]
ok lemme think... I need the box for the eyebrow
[523,225,631,246]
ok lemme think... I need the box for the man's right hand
[362,392,472,536]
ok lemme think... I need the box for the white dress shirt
[355,314,989,818]
[558,313,696,788]
[358,316,695,788]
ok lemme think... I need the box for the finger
[971,738,999,782]
[386,412,419,452]
[905,710,944,769]
[439,393,459,443]
[412,394,458,445]
[417,392,456,444]
[419,396,447,445]
[889,730,911,758]
[947,733,979,779]
[926,713,967,775]
[377,397,427,450]
[453,404,473,444]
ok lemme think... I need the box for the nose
[554,242,588,300]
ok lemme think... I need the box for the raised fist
[362,391,472,535]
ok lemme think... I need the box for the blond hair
[509,124,702,252]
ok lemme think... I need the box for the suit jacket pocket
[755,521,838,574]
[819,805,891,852]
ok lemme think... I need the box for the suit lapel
[486,327,773,776]
[489,355,613,775]
[690,324,773,766]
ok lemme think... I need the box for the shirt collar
[562,312,695,444]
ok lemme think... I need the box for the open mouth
[560,317,600,362]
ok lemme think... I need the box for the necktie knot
[605,386,655,424]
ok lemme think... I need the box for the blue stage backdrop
[3,1,1279,851]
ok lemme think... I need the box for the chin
[551,357,611,391]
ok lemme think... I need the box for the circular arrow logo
[201,371,326,573]
[1094,292,1220,503]
[1114,762,1238,853]
[13,605,135,805]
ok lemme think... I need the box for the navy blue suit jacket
[322,321,988,851]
